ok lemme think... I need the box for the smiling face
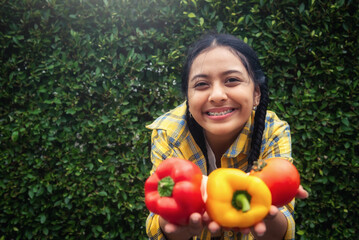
[187,46,261,144]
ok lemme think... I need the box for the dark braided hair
[246,78,269,171]
[181,33,269,172]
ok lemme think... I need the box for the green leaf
[216,21,223,33]
[12,36,23,47]
[47,185,53,194]
[29,109,41,115]
[28,189,34,199]
[237,16,245,24]
[11,131,19,142]
[98,191,108,197]
[66,108,76,115]
[87,163,94,170]
[299,3,305,13]
[187,12,196,18]
[341,118,349,127]
[101,116,110,124]
[275,102,285,112]
[199,17,204,26]
[297,230,305,235]
[40,214,46,224]
[95,67,101,76]
[53,98,61,104]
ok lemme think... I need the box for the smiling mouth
[206,109,235,116]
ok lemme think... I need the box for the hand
[247,185,310,237]
[160,213,206,240]
[207,185,309,238]
[205,206,281,237]
[247,185,310,238]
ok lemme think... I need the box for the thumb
[296,185,309,199]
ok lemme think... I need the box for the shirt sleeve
[146,212,167,240]
[149,128,181,174]
[261,116,296,239]
[280,199,296,240]
[146,129,182,239]
[261,117,292,161]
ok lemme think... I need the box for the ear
[253,85,261,106]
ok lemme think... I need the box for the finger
[296,185,309,199]
[189,213,202,228]
[202,212,211,224]
[163,222,177,234]
[253,221,266,237]
[266,205,279,220]
[208,221,221,234]
[188,213,203,236]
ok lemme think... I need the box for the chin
[208,128,235,137]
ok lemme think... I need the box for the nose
[208,84,227,103]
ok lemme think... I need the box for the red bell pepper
[144,157,205,225]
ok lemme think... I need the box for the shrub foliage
[1,0,358,239]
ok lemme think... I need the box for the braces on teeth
[207,109,233,116]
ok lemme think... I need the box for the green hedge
[1,0,358,239]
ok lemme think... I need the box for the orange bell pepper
[206,168,271,228]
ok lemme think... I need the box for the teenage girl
[146,33,308,240]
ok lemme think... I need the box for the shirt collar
[146,102,188,143]
[223,111,255,158]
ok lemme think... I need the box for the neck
[205,131,238,162]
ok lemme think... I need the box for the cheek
[230,88,253,103]
[187,91,207,115]
[187,89,202,103]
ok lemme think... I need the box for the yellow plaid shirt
[146,102,296,240]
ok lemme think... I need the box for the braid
[185,102,208,166]
[245,80,269,172]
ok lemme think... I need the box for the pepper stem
[252,159,267,172]
[158,176,175,197]
[232,191,251,212]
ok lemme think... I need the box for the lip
[205,107,237,120]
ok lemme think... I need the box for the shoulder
[265,110,290,129]
[146,101,188,134]
[261,110,292,160]
[263,110,291,140]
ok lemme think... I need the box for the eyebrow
[190,70,245,82]
[223,70,245,76]
[190,74,208,82]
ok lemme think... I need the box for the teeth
[207,109,234,116]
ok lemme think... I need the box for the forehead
[190,46,246,73]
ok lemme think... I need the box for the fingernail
[192,215,200,224]
[164,225,172,233]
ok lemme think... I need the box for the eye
[226,77,241,85]
[193,81,209,89]
[227,78,239,82]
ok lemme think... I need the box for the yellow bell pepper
[206,168,271,228]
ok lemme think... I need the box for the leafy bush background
[1,0,358,239]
